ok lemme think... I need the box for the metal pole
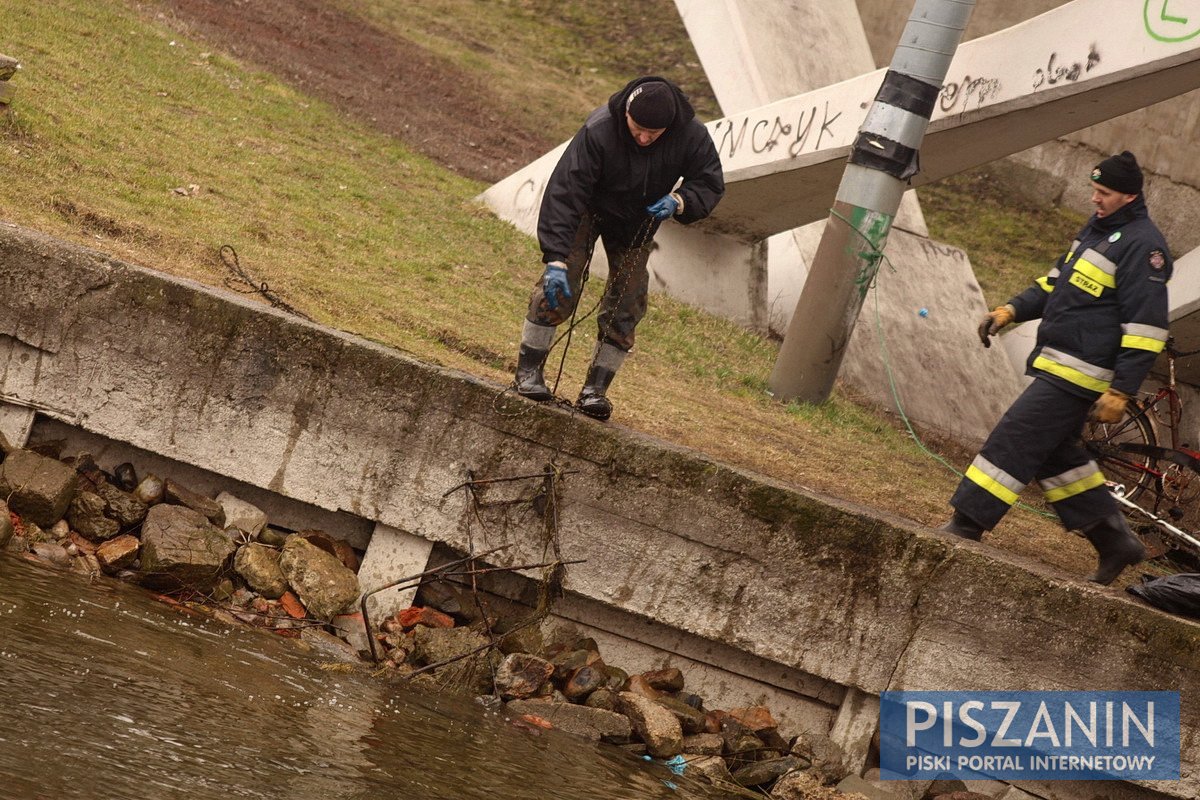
[768,0,975,403]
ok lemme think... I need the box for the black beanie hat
[1091,151,1143,195]
[626,81,676,129]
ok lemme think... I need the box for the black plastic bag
[1127,573,1200,618]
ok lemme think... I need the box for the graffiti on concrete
[508,177,546,224]
[712,101,844,161]
[939,75,1002,113]
[1032,45,1101,90]
[1144,1,1200,43]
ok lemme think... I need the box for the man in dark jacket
[513,76,725,420]
[941,151,1171,585]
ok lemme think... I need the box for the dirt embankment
[154,0,557,182]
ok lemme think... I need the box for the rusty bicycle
[1082,337,1200,558]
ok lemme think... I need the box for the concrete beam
[829,687,880,775]
[488,1,1200,243]
[357,522,435,621]
[673,0,876,114]
[3,223,1200,797]
[707,0,1200,239]
[0,402,34,448]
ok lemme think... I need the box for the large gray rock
[507,699,633,743]
[139,503,235,591]
[164,479,225,528]
[790,730,849,783]
[234,543,288,598]
[95,534,140,573]
[411,624,489,666]
[278,535,358,620]
[494,653,553,700]
[618,691,683,758]
[66,491,120,541]
[731,756,808,787]
[93,482,148,528]
[0,450,76,527]
[682,733,724,756]
[31,541,70,567]
[686,756,735,786]
[410,625,496,695]
[216,492,267,538]
[0,55,17,82]
[655,694,706,735]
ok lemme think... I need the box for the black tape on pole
[874,69,939,120]
[849,133,920,181]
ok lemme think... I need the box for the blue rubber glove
[646,193,680,221]
[542,261,571,310]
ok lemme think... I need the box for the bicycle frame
[1084,338,1200,559]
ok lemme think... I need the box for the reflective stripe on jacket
[1008,195,1171,398]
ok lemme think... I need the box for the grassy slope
[0,0,1139,582]
[918,167,1089,309]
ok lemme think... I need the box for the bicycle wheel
[1083,401,1158,503]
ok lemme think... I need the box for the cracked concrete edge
[2,222,1199,796]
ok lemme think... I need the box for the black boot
[577,365,615,420]
[939,510,986,541]
[514,344,552,402]
[514,321,555,402]
[576,341,626,421]
[1081,513,1145,585]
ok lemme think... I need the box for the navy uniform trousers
[950,377,1119,530]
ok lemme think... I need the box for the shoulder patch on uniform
[1108,231,1122,243]
[1149,249,1166,270]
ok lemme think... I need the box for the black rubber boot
[514,344,552,402]
[939,510,986,541]
[1081,513,1145,585]
[576,365,615,421]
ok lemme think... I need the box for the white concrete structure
[482,0,1200,442]
[857,0,1200,254]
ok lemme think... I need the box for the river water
[0,552,728,800]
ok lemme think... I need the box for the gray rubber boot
[1081,512,1146,585]
[939,509,986,541]
[577,341,626,421]
[514,320,554,402]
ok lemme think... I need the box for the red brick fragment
[279,591,308,619]
[396,606,454,629]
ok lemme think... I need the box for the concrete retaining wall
[2,221,1199,798]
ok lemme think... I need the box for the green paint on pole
[849,206,893,299]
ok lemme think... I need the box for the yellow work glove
[977,304,1016,348]
[1089,388,1130,424]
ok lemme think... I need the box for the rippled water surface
[0,553,726,800]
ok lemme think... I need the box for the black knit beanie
[626,81,676,129]
[1091,151,1143,194]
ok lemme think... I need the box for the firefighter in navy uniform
[941,151,1172,585]
[512,76,724,421]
